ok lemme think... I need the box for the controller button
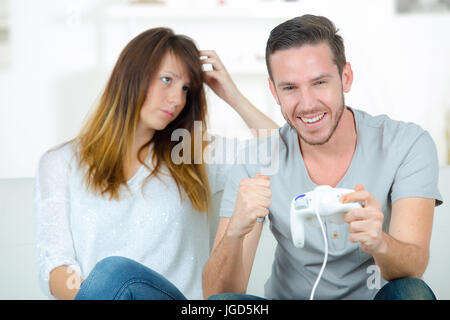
[295,197,308,210]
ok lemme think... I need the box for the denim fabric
[74,256,187,300]
[373,277,436,300]
[208,277,436,300]
[208,293,268,300]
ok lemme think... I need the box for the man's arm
[372,197,434,280]
[343,185,435,281]
[202,218,263,298]
[202,174,271,298]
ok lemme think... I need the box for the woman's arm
[200,50,279,136]
[34,144,83,300]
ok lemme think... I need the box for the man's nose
[298,87,316,112]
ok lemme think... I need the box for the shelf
[104,2,305,21]
[228,65,268,76]
[99,1,307,77]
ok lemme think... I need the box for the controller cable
[310,205,329,300]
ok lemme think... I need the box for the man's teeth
[300,113,325,123]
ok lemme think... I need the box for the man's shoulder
[353,108,426,142]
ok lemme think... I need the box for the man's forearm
[202,233,247,299]
[373,233,429,281]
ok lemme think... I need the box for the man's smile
[297,112,326,125]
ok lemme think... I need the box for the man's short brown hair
[265,15,346,80]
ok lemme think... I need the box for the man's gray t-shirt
[219,107,443,300]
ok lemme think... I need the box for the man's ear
[268,77,281,105]
[342,62,353,93]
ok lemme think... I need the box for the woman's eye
[182,86,190,94]
[161,76,171,84]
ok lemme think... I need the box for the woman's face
[138,52,191,135]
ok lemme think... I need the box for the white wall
[0,0,449,178]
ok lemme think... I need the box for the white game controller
[290,185,362,248]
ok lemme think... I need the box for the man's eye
[161,77,171,84]
[283,86,295,91]
[315,80,326,86]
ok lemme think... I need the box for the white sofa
[1,167,449,299]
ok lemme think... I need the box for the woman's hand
[200,50,244,108]
[49,265,83,300]
[200,50,279,135]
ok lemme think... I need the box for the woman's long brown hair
[75,28,210,213]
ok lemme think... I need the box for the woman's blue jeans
[74,256,187,300]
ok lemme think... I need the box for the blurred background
[0,0,450,300]
[0,0,449,177]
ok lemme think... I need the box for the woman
[34,27,278,300]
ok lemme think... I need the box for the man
[202,15,442,300]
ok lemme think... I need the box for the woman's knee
[76,256,147,299]
[93,256,140,276]
[76,256,186,300]
[89,256,141,285]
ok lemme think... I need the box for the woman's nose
[167,86,185,107]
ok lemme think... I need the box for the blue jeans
[373,277,436,300]
[209,277,436,300]
[74,256,187,300]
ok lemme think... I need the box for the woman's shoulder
[38,140,77,175]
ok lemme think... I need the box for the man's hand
[343,184,386,255]
[226,174,271,238]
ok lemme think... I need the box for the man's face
[268,42,352,146]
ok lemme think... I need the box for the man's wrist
[225,225,246,240]
[373,232,390,256]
